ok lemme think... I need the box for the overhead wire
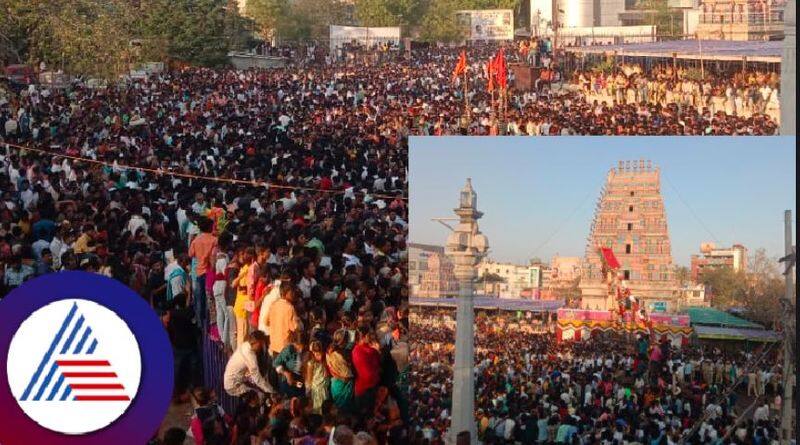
[2,141,407,201]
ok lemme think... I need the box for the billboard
[329,25,401,52]
[456,10,514,41]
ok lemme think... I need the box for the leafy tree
[700,267,747,308]
[138,0,231,67]
[246,0,289,41]
[280,0,350,41]
[418,0,464,42]
[674,265,691,285]
[354,0,400,27]
[633,0,680,39]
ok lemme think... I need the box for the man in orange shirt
[188,216,217,327]
[265,282,300,357]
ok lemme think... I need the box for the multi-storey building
[477,259,543,299]
[695,0,787,40]
[690,243,748,282]
[580,160,680,312]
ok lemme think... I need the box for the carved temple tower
[580,160,680,313]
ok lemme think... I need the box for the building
[695,0,787,40]
[531,0,627,30]
[477,259,543,299]
[408,243,445,297]
[690,242,748,282]
[416,253,460,298]
[549,256,582,283]
[580,160,680,312]
[538,256,582,301]
[676,283,709,310]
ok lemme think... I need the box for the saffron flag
[486,58,495,92]
[493,48,507,90]
[452,50,467,81]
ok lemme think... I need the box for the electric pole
[780,209,796,444]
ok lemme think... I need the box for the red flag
[493,48,507,90]
[486,58,495,92]
[452,50,467,81]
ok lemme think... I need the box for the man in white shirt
[223,331,274,397]
[257,278,282,335]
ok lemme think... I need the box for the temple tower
[580,160,680,313]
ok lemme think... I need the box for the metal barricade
[200,334,237,415]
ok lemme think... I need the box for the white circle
[6,299,142,435]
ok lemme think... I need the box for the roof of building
[410,296,565,312]
[684,306,763,329]
[693,325,780,342]
[563,39,782,62]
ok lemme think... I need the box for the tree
[700,267,747,308]
[633,0,680,40]
[279,0,350,41]
[418,0,464,42]
[246,0,289,42]
[477,272,505,296]
[354,0,400,27]
[740,248,785,329]
[674,265,691,285]
[138,0,232,67]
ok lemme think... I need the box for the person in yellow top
[232,247,255,348]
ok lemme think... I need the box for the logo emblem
[8,299,142,434]
[0,272,173,445]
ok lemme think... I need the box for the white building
[477,259,543,299]
[409,243,445,296]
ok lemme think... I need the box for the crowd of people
[0,39,789,444]
[410,308,788,445]
[0,64,410,444]
[573,65,781,123]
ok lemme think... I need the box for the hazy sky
[409,137,796,267]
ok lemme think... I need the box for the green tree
[700,267,747,308]
[139,0,231,66]
[418,0,464,42]
[246,0,289,41]
[634,0,680,39]
[354,0,399,27]
[280,0,350,41]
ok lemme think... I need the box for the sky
[409,137,796,267]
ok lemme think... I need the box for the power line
[663,173,720,245]
[529,188,595,260]
[3,141,407,201]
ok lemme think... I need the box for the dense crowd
[0,65,410,444]
[0,40,788,443]
[410,309,788,445]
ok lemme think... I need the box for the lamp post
[446,178,489,445]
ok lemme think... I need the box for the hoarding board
[456,10,514,41]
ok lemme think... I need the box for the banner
[329,25,401,53]
[456,10,514,41]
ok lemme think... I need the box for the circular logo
[0,272,173,445]
[7,299,142,434]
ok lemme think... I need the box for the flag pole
[464,65,470,122]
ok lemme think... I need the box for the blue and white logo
[7,298,141,435]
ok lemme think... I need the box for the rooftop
[564,39,782,62]
[684,306,763,329]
